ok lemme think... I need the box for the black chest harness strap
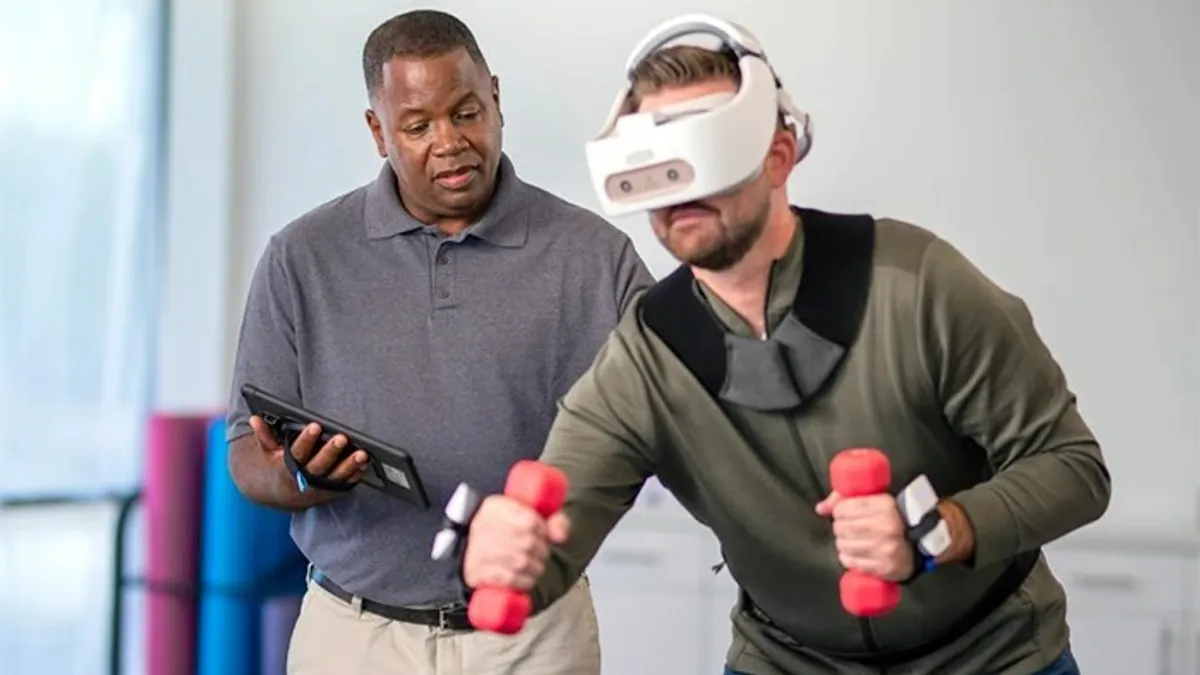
[641,207,875,412]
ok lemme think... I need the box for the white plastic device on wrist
[431,482,481,562]
[896,474,952,558]
[584,14,814,218]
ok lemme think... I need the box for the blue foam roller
[196,416,306,675]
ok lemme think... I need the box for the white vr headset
[584,14,813,218]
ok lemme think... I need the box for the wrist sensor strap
[895,474,949,584]
[278,423,355,493]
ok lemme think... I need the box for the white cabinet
[705,561,741,670]
[586,502,713,675]
[1066,615,1180,675]
[1044,536,1197,675]
[1187,561,1200,675]
[590,584,706,675]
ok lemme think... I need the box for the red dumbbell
[467,460,569,634]
[829,448,901,617]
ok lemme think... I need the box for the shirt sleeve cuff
[949,487,1021,569]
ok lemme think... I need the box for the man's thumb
[546,512,571,544]
[814,491,841,517]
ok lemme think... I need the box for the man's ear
[765,129,798,189]
[364,107,387,158]
[492,74,504,127]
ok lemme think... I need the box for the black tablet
[241,384,431,510]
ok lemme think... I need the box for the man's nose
[430,119,468,156]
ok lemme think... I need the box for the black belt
[747,549,1040,668]
[311,569,473,631]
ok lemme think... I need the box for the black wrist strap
[441,530,474,604]
[452,560,475,605]
[279,423,355,493]
[899,509,943,585]
[905,508,942,545]
[449,510,479,603]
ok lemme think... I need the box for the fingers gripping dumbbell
[430,460,569,634]
[829,448,901,617]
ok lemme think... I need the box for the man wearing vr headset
[456,14,1109,675]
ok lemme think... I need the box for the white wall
[154,0,234,414]
[157,0,1199,539]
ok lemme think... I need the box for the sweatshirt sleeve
[529,317,660,612]
[915,237,1112,569]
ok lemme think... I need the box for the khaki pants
[286,576,601,675]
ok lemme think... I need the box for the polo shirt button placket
[433,245,453,306]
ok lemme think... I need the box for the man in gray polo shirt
[225,10,653,675]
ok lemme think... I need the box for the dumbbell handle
[467,460,568,634]
[829,448,900,617]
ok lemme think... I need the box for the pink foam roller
[144,412,211,675]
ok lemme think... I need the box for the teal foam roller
[196,417,306,675]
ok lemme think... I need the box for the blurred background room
[0,1,1196,674]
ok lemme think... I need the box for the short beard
[684,202,769,271]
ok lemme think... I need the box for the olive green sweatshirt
[532,213,1111,674]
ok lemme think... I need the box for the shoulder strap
[640,265,726,394]
[792,208,875,348]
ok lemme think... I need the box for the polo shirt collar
[364,153,528,247]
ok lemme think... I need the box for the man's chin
[686,255,741,272]
[667,245,740,272]
[433,182,490,213]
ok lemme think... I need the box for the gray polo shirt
[226,154,654,605]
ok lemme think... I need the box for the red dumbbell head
[467,587,532,635]
[505,460,568,517]
[829,448,891,498]
[840,569,900,617]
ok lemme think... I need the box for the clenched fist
[816,491,914,582]
[462,495,571,592]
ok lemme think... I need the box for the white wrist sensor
[895,474,952,559]
[431,482,482,562]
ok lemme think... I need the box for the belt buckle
[437,602,467,630]
[437,606,455,630]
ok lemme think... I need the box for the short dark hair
[362,10,489,95]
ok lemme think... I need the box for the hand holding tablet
[241,384,431,510]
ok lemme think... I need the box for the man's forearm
[946,445,1111,568]
[932,499,976,565]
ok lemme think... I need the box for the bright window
[0,0,165,496]
[0,1,166,674]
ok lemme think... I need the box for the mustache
[666,201,717,224]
